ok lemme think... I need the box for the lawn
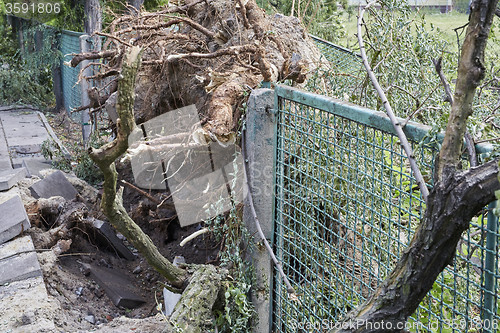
[338,9,499,56]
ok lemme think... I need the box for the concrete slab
[84,263,146,309]
[29,170,78,200]
[0,167,27,191]
[22,158,52,177]
[0,276,56,332]
[0,118,12,171]
[0,195,30,245]
[0,159,12,171]
[0,111,50,148]
[91,218,135,260]
[0,236,42,285]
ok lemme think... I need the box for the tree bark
[334,0,500,330]
[436,0,499,181]
[89,47,188,288]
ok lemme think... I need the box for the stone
[83,263,146,309]
[163,287,182,316]
[91,218,135,260]
[0,167,27,191]
[0,236,41,284]
[84,315,96,324]
[29,170,78,200]
[0,195,30,245]
[22,158,52,177]
[133,266,142,274]
[173,256,186,267]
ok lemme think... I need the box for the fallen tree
[70,0,323,140]
[71,1,324,330]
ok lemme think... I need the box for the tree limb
[432,57,454,104]
[68,50,117,68]
[436,0,499,181]
[357,1,429,201]
[335,159,500,332]
[88,46,188,288]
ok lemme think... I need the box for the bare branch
[166,44,256,62]
[432,57,454,104]
[357,1,429,201]
[68,50,117,67]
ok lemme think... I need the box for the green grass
[339,10,470,50]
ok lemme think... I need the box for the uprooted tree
[71,0,500,331]
[71,0,323,331]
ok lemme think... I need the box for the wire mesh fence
[59,28,83,118]
[271,85,498,332]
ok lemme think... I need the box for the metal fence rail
[271,84,498,332]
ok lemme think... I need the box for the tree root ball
[72,0,323,140]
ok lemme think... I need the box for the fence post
[244,88,275,333]
[79,35,92,142]
[483,201,498,332]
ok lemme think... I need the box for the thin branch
[464,132,478,167]
[432,57,454,104]
[95,31,133,47]
[120,179,160,204]
[166,44,256,62]
[357,1,429,201]
[242,128,296,295]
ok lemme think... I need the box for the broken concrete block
[163,287,181,316]
[84,264,146,309]
[0,236,41,284]
[0,167,27,191]
[0,195,30,245]
[29,170,78,200]
[22,158,52,177]
[91,218,135,260]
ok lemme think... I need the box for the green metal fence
[271,84,499,332]
[59,28,83,115]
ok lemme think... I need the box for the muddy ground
[21,111,221,332]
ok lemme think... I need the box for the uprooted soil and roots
[17,167,219,332]
[71,0,323,140]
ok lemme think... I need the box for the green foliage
[257,0,348,43]
[0,20,60,108]
[45,0,84,31]
[42,133,104,185]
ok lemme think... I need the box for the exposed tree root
[70,0,323,140]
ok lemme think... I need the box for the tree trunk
[334,0,500,330]
[335,160,499,332]
[436,0,499,180]
[89,47,188,288]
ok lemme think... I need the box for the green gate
[271,84,499,332]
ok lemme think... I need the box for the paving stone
[0,111,49,148]
[0,275,56,332]
[29,170,78,200]
[83,263,146,309]
[0,236,42,285]
[22,158,52,177]
[0,167,26,191]
[91,218,135,260]
[163,287,181,316]
[0,195,30,245]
